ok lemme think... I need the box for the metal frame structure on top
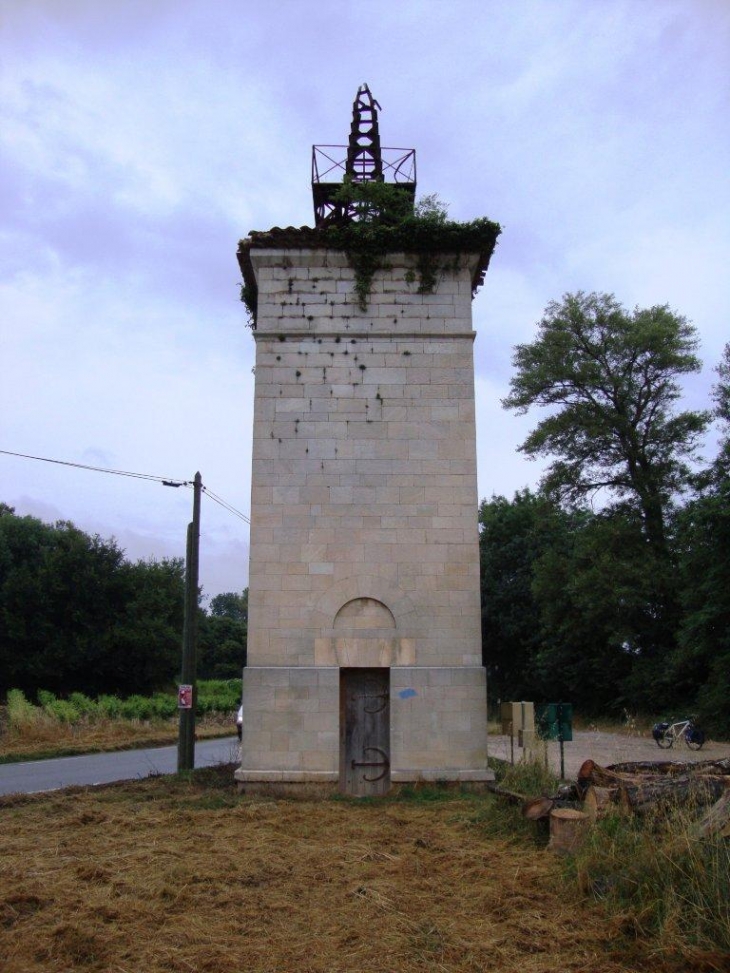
[311,84,416,226]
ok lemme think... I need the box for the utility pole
[178,471,202,772]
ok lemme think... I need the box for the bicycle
[652,717,706,751]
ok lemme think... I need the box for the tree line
[481,293,729,736]
[0,503,247,699]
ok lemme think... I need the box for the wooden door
[340,668,390,797]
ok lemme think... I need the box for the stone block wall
[247,249,482,669]
[236,247,492,787]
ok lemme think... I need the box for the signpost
[536,702,573,780]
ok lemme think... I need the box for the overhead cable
[0,448,251,526]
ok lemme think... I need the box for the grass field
[1,765,723,973]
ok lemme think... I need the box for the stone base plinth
[236,665,492,789]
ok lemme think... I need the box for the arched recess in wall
[334,597,396,631]
[313,575,416,633]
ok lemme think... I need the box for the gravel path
[488,729,730,780]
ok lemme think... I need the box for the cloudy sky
[2,0,728,601]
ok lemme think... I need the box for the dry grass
[0,715,232,763]
[0,766,707,973]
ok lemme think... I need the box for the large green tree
[671,344,730,734]
[673,488,730,734]
[531,507,669,713]
[478,492,665,714]
[502,292,708,558]
[0,506,184,697]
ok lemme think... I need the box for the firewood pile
[489,758,730,854]
[508,757,730,846]
[576,757,730,835]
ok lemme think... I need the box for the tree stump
[696,790,730,838]
[583,785,618,822]
[548,808,589,855]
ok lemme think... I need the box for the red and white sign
[177,684,193,709]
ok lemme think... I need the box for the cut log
[522,796,554,821]
[696,790,730,838]
[548,808,589,855]
[578,761,649,789]
[608,758,730,777]
[583,785,619,823]
[577,759,597,789]
[620,774,730,813]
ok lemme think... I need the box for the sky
[1,0,729,602]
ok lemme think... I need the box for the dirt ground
[489,729,730,780]
[0,764,703,973]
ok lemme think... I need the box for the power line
[0,448,188,486]
[0,448,251,526]
[202,485,251,524]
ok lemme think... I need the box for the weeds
[6,689,44,729]
[568,806,730,958]
[1,682,241,762]
[497,756,560,797]
[4,680,240,729]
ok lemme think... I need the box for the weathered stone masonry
[235,246,491,788]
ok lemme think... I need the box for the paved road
[5,731,728,796]
[0,736,241,796]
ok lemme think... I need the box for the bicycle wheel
[686,728,705,751]
[656,729,674,748]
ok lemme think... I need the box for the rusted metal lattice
[312,83,416,225]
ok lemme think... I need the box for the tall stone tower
[235,86,499,795]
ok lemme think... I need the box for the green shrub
[151,693,177,719]
[7,689,42,729]
[45,699,80,723]
[119,695,155,721]
[7,682,239,731]
[97,694,123,719]
[69,692,98,718]
[197,679,240,714]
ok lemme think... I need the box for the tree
[478,491,665,714]
[532,508,668,714]
[479,490,566,703]
[673,488,730,735]
[0,508,184,697]
[670,344,730,734]
[710,342,730,481]
[198,590,247,679]
[503,292,709,558]
[109,557,185,697]
[209,590,248,625]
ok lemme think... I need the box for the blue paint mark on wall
[398,688,417,699]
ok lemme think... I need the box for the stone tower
[235,86,499,795]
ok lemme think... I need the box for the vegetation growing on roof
[323,182,500,310]
[238,183,501,320]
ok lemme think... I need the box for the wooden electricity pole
[177,471,202,772]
